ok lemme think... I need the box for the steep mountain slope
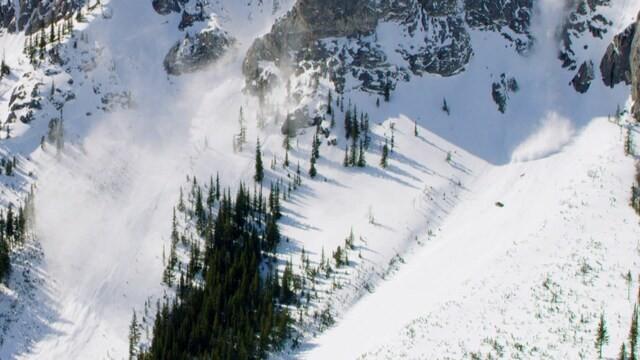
[0,0,636,359]
[302,115,640,359]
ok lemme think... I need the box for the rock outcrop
[164,29,235,76]
[571,60,595,93]
[464,0,533,53]
[630,15,640,121]
[559,0,612,71]
[601,12,640,121]
[600,22,635,88]
[242,0,532,132]
[0,0,83,35]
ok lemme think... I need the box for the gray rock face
[243,0,378,87]
[151,0,183,15]
[600,23,635,88]
[601,12,640,121]
[243,0,532,132]
[559,0,612,71]
[0,0,83,34]
[164,29,235,76]
[464,0,533,53]
[397,1,472,77]
[571,60,595,93]
[152,0,205,29]
[630,15,640,121]
[244,0,480,98]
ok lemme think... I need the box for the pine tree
[626,127,634,156]
[284,147,289,168]
[357,140,366,167]
[312,132,320,160]
[442,98,450,115]
[596,312,609,359]
[49,22,55,44]
[621,343,629,360]
[129,310,140,359]
[344,107,352,140]
[309,157,317,178]
[414,119,419,137]
[630,305,638,360]
[343,145,349,167]
[383,81,391,102]
[380,139,389,168]
[255,138,264,183]
[350,137,357,167]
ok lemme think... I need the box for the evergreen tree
[442,98,450,115]
[380,139,389,168]
[414,119,419,137]
[357,140,366,167]
[49,21,55,44]
[343,145,349,167]
[383,81,391,102]
[350,137,358,167]
[128,310,140,359]
[596,312,609,359]
[255,138,264,183]
[309,157,317,178]
[621,343,629,360]
[626,127,634,156]
[344,107,352,140]
[630,305,638,360]
[312,132,320,160]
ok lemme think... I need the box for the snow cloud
[511,112,575,162]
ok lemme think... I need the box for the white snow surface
[0,0,637,359]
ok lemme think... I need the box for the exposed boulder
[164,29,235,76]
[571,60,595,93]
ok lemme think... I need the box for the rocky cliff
[600,12,640,121]
[0,0,84,34]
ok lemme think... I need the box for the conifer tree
[621,343,629,360]
[312,132,320,160]
[630,305,638,360]
[596,313,609,359]
[344,107,352,140]
[384,81,391,102]
[255,137,264,183]
[343,145,349,167]
[284,147,289,168]
[357,140,366,167]
[414,119,419,137]
[129,310,140,359]
[350,137,357,167]
[442,98,450,115]
[309,157,317,178]
[49,22,55,44]
[380,139,389,168]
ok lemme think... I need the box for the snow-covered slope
[0,0,637,359]
[301,115,640,359]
